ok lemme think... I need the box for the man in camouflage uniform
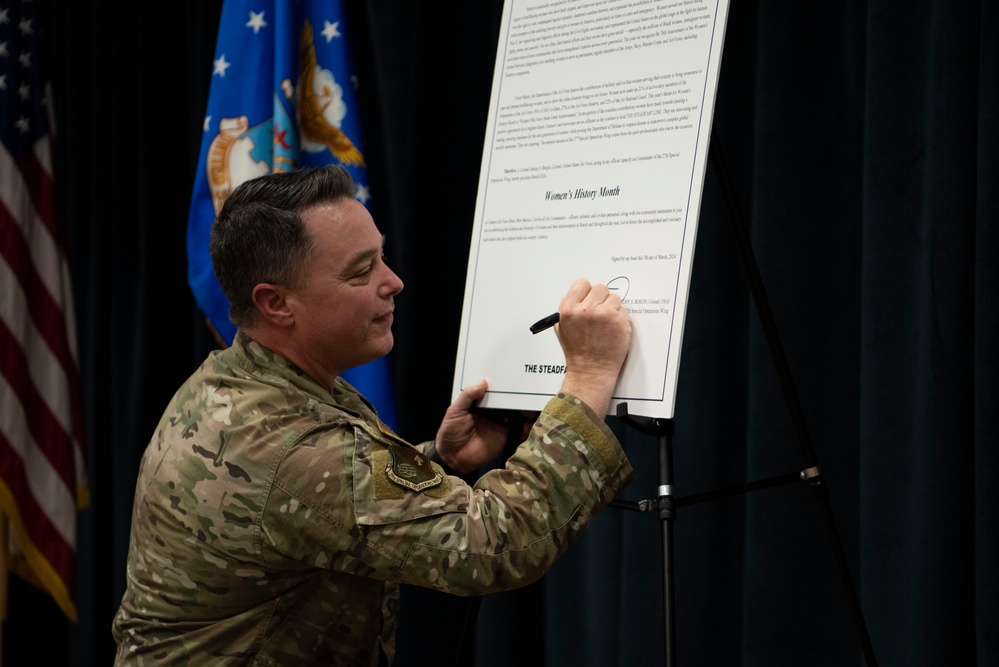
[112,165,634,666]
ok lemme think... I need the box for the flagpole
[0,510,8,665]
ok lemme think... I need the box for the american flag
[0,0,87,621]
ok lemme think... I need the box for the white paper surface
[452,0,731,418]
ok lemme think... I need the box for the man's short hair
[209,165,357,330]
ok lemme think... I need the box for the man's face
[285,198,403,380]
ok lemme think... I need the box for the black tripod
[610,133,879,667]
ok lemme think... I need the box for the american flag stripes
[0,0,87,621]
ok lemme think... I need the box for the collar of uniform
[229,332,406,441]
[229,331,334,404]
[330,376,410,445]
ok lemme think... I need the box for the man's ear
[252,284,294,327]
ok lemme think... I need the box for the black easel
[610,133,879,667]
[611,411,678,666]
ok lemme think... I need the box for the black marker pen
[529,312,560,334]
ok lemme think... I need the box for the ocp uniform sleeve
[393,391,632,594]
[261,391,632,595]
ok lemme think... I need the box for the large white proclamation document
[452,0,731,418]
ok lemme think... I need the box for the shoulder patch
[385,446,444,493]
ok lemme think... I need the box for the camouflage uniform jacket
[112,332,633,666]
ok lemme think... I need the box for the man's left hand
[434,380,509,474]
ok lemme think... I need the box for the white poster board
[452,0,731,418]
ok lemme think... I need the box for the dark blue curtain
[5,1,993,666]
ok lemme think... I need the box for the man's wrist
[428,440,461,475]
[560,369,618,417]
[428,440,480,480]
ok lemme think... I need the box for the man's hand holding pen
[549,278,632,417]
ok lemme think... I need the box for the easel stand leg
[708,134,879,666]
[658,423,676,667]
[616,409,677,667]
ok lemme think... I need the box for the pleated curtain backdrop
[4,1,992,666]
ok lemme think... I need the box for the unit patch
[385,445,444,493]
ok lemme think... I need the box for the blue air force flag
[187,0,396,427]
